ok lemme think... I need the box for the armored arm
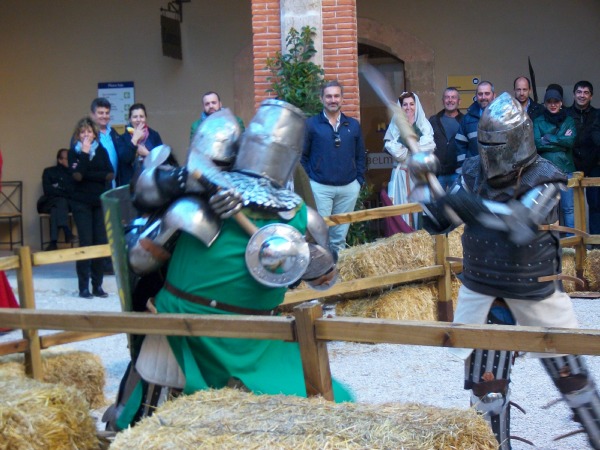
[301,207,338,290]
[431,182,561,245]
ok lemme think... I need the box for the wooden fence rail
[0,174,598,397]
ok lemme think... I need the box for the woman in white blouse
[383,92,435,228]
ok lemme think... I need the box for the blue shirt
[99,127,118,187]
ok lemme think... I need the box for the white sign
[98,81,135,126]
[367,152,394,169]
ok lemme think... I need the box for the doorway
[358,43,405,202]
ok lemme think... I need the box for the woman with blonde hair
[68,117,114,298]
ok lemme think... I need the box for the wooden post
[293,301,334,400]
[15,246,43,380]
[571,172,588,289]
[434,234,454,322]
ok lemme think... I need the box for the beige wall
[357,0,600,116]
[2,0,599,248]
[0,0,252,248]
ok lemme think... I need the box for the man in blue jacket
[302,80,366,253]
[454,81,495,172]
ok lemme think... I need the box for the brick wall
[321,0,359,119]
[251,0,281,109]
[251,0,359,120]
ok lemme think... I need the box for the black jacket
[429,110,464,175]
[42,163,75,200]
[567,105,599,174]
[68,144,114,206]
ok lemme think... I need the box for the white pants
[450,284,579,359]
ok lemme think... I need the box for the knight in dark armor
[415,92,600,449]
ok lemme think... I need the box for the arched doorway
[358,43,405,197]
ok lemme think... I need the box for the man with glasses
[302,80,366,253]
[568,81,600,236]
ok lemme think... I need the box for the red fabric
[0,271,19,332]
[380,189,414,236]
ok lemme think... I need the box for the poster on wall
[447,75,480,112]
[98,81,135,132]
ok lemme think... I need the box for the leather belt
[164,281,276,316]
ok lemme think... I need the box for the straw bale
[584,249,600,291]
[110,388,496,450]
[0,376,100,450]
[561,248,577,293]
[338,228,463,281]
[336,278,461,321]
[0,349,106,409]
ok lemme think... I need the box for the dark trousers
[71,200,107,292]
[587,166,600,236]
[48,197,71,241]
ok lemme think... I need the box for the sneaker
[92,287,109,298]
[79,289,93,299]
[44,242,58,251]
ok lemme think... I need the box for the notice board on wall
[98,81,135,131]
[447,75,480,111]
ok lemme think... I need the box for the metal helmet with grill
[478,92,536,184]
[233,99,305,187]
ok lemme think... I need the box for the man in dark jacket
[89,97,129,187]
[514,76,543,120]
[429,87,464,190]
[38,148,76,250]
[567,80,600,235]
[454,81,495,172]
[302,80,366,253]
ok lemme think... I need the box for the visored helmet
[478,92,536,186]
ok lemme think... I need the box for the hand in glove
[408,151,440,183]
[209,188,243,219]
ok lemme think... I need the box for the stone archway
[357,17,435,115]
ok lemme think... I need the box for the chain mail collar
[224,171,302,212]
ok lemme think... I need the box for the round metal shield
[245,223,310,287]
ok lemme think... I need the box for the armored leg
[541,355,600,449]
[466,348,515,449]
[464,300,517,449]
[103,362,182,431]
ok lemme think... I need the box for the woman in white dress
[383,92,435,228]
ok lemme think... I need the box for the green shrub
[266,26,325,116]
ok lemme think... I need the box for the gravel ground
[2,269,600,449]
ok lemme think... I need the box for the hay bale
[0,376,100,450]
[338,228,463,282]
[110,388,496,449]
[0,349,106,409]
[337,229,462,281]
[336,278,461,321]
[584,249,600,292]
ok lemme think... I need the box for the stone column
[251,0,359,119]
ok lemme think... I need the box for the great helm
[189,108,241,170]
[477,92,536,185]
[233,99,305,187]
